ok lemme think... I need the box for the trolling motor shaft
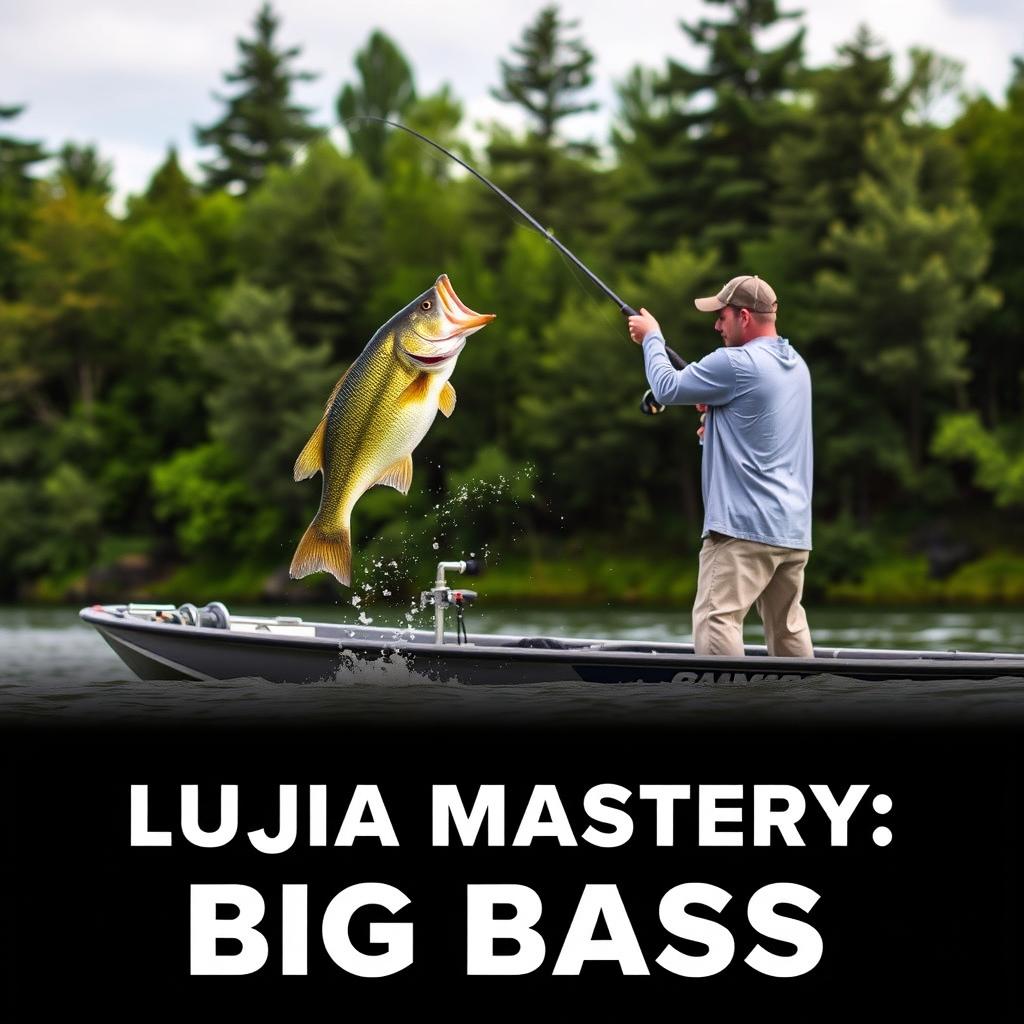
[421,559,482,644]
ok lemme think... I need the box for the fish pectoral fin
[293,416,327,481]
[398,373,432,407]
[438,381,456,418]
[372,453,413,495]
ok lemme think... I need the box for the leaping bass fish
[290,274,495,586]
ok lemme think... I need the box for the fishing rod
[348,116,685,415]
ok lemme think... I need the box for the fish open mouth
[407,349,460,367]
[435,274,495,332]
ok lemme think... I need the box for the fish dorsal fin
[293,365,352,482]
[324,364,351,415]
[439,381,456,418]
[398,373,432,407]
[373,453,413,495]
[293,416,327,481]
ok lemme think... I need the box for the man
[627,275,813,658]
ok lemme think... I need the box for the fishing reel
[420,559,483,645]
[640,389,665,416]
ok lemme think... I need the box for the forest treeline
[2,0,1024,606]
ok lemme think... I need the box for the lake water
[3,603,1024,727]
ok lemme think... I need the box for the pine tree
[951,57,1024,424]
[55,143,114,197]
[0,103,47,298]
[771,28,906,245]
[815,122,997,510]
[129,146,198,220]
[195,3,319,194]
[617,0,805,262]
[337,31,417,178]
[487,5,600,240]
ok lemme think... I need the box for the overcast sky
[3,0,1022,200]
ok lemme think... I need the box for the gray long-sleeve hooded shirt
[643,332,813,550]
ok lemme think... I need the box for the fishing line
[343,115,641,316]
[297,117,688,411]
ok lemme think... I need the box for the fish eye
[420,300,432,310]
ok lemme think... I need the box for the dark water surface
[3,604,1023,725]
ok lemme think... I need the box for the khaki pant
[693,533,813,657]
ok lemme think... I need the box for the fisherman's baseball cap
[694,275,778,314]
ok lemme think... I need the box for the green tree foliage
[153,282,336,562]
[748,28,920,352]
[236,139,380,349]
[933,413,1024,507]
[952,60,1024,424]
[363,86,481,326]
[6,184,123,418]
[7,9,1024,603]
[770,28,908,254]
[487,5,601,245]
[138,147,195,214]
[0,103,47,299]
[337,30,417,177]
[54,142,114,197]
[814,122,997,511]
[515,242,720,542]
[195,2,319,194]
[618,0,805,263]
[98,160,241,530]
[0,181,123,587]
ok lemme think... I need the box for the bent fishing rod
[349,116,685,415]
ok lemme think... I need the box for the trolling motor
[420,559,483,645]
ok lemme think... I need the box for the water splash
[337,466,535,626]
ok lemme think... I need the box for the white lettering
[753,785,806,847]
[321,883,412,977]
[745,883,823,977]
[182,785,237,848]
[581,784,634,848]
[334,784,399,846]
[552,885,649,975]
[130,785,171,846]
[809,785,869,846]
[466,884,546,975]
[248,785,297,854]
[656,883,735,977]
[513,785,577,847]
[699,785,743,846]
[432,784,505,846]
[190,884,267,975]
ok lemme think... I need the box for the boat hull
[81,605,1024,686]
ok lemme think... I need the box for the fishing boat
[80,559,1024,685]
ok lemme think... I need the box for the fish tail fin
[289,518,352,586]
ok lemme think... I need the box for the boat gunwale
[79,605,1024,674]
